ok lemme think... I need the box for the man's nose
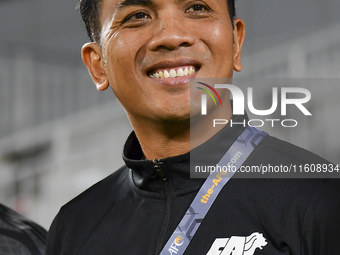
[147,14,195,51]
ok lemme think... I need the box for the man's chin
[152,109,191,127]
[158,114,191,125]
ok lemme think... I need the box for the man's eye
[132,12,149,19]
[186,4,207,12]
[125,12,150,22]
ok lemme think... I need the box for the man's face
[88,0,244,124]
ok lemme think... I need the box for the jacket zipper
[152,159,175,255]
[153,159,167,181]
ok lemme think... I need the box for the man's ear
[81,42,109,91]
[232,18,246,72]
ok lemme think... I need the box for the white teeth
[177,68,184,77]
[169,69,177,78]
[150,66,197,78]
[184,67,189,76]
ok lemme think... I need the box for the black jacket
[0,204,47,255]
[46,118,340,255]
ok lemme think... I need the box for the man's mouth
[148,66,197,79]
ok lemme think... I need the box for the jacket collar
[123,114,248,194]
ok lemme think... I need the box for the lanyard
[160,126,268,255]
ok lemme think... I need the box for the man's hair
[77,0,236,43]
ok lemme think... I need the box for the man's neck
[128,101,233,160]
[129,118,191,160]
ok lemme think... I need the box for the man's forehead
[101,0,152,14]
[108,0,193,9]
[117,0,153,8]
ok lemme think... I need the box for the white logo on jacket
[206,232,267,255]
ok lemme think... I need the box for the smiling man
[45,0,340,254]
[81,0,243,160]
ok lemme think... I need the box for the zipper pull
[153,159,167,181]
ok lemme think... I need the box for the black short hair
[77,0,236,43]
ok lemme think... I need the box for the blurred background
[0,0,339,229]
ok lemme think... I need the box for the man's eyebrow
[117,0,154,9]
